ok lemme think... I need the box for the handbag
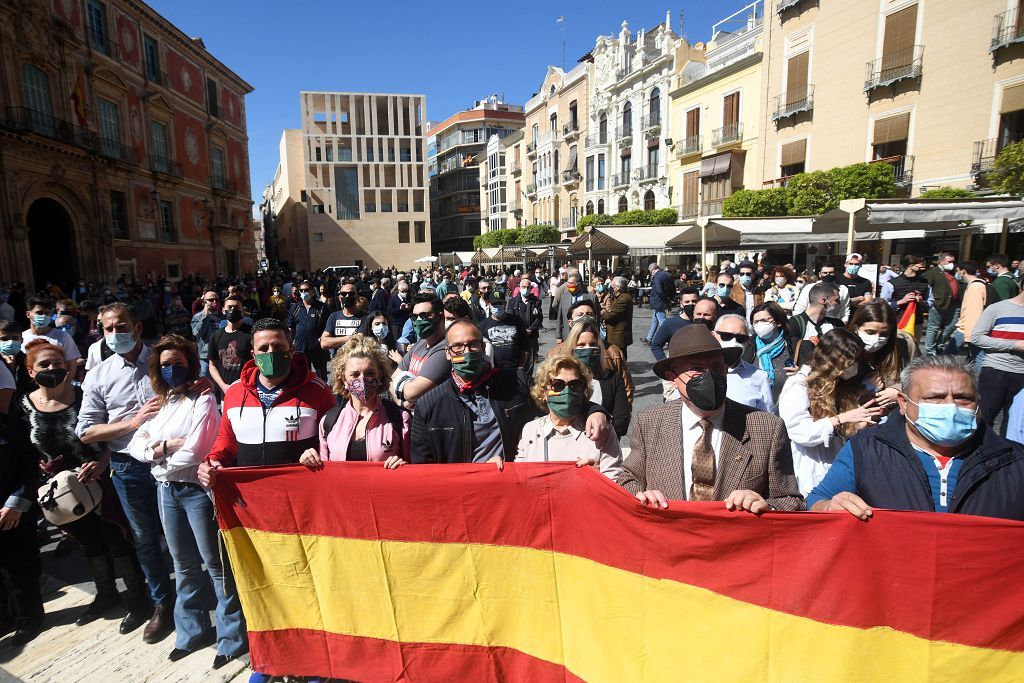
[37,469,102,526]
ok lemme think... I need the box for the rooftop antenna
[557,16,566,70]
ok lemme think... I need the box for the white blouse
[778,368,843,497]
[127,392,220,484]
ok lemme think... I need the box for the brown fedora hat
[653,323,743,380]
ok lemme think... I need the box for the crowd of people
[1,251,1023,680]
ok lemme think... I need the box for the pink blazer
[318,401,410,462]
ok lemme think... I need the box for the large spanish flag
[215,463,1024,682]
[898,299,917,337]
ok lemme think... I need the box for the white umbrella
[413,256,438,263]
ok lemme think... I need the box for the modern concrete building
[757,0,1024,195]
[523,61,590,240]
[668,1,765,218]
[267,92,431,270]
[0,0,256,287]
[584,13,678,219]
[428,96,524,253]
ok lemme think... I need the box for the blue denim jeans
[158,481,248,656]
[646,308,667,340]
[109,454,174,607]
[924,306,959,355]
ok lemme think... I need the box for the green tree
[478,228,520,248]
[609,208,680,225]
[918,186,975,199]
[990,140,1024,195]
[723,188,790,217]
[577,213,614,232]
[517,224,561,245]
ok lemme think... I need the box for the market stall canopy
[414,256,437,263]
[455,251,476,265]
[568,225,691,257]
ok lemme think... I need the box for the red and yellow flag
[215,463,1024,682]
[898,299,917,337]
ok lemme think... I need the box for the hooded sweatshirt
[207,353,335,467]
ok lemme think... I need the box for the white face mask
[840,363,859,380]
[858,331,888,353]
[753,321,777,340]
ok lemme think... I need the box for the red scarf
[451,364,498,393]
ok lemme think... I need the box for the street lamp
[585,238,593,279]
[547,245,556,277]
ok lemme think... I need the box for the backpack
[791,313,842,367]
[981,277,1008,305]
[320,399,406,459]
[37,469,102,526]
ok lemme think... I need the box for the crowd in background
[1,250,1023,680]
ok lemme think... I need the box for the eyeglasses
[411,312,435,320]
[739,272,754,277]
[448,340,484,354]
[549,378,587,393]
[717,332,749,344]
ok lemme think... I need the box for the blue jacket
[809,413,1024,521]
[649,269,675,310]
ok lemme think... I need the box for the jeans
[199,359,209,378]
[109,454,174,607]
[924,306,959,355]
[978,367,1024,435]
[646,308,667,340]
[158,481,248,656]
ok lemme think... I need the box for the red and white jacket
[207,354,335,468]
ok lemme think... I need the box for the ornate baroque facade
[0,0,255,289]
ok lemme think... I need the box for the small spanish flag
[216,464,1024,681]
[898,299,916,337]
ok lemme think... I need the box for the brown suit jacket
[601,292,634,350]
[617,398,804,510]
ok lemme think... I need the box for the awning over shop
[568,225,692,257]
[699,153,732,178]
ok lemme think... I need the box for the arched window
[622,102,632,135]
[597,199,605,214]
[586,201,594,215]
[618,196,628,213]
[648,88,661,126]
[598,113,608,144]
[644,190,655,210]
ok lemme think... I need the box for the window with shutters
[786,52,809,105]
[150,121,170,172]
[144,35,160,82]
[682,171,699,218]
[110,190,130,239]
[780,139,807,177]
[684,107,701,153]
[622,102,632,136]
[872,113,910,159]
[97,98,122,158]
[159,200,176,242]
[999,83,1024,149]
[20,64,53,135]
[87,0,110,55]
[717,93,741,144]
[868,5,922,89]
[211,147,227,189]
[206,77,219,118]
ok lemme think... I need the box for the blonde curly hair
[329,334,394,398]
[529,353,593,412]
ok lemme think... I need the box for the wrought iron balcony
[212,175,237,194]
[972,139,998,176]
[89,30,119,60]
[762,175,797,189]
[992,8,1024,52]
[633,163,659,183]
[700,199,724,217]
[865,45,924,92]
[585,133,608,148]
[511,160,522,175]
[677,135,702,157]
[616,125,633,142]
[772,84,814,122]
[776,0,807,14]
[870,154,914,185]
[641,113,661,132]
[526,183,537,196]
[150,155,182,178]
[526,142,538,157]
[562,120,580,139]
[611,172,629,188]
[712,122,743,146]
[98,137,138,164]
[560,169,582,186]
[1,107,98,150]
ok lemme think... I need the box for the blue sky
[148,0,753,212]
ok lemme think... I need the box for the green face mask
[451,350,484,379]
[412,317,436,338]
[572,347,600,368]
[547,387,586,419]
[254,350,290,379]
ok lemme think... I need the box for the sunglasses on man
[717,331,749,344]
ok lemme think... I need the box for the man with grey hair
[555,271,597,343]
[712,314,775,413]
[807,355,1024,522]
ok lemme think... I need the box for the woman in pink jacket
[299,336,409,469]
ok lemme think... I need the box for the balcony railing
[585,133,608,148]
[641,113,661,131]
[89,31,119,60]
[562,120,580,138]
[865,45,924,91]
[700,199,724,216]
[526,142,538,156]
[1,107,98,150]
[772,84,814,122]
[560,169,581,185]
[762,174,798,189]
[633,163,658,182]
[612,172,629,188]
[511,160,522,175]
[679,204,699,219]
[677,135,702,157]
[712,122,743,146]
[212,175,237,194]
[526,183,537,196]
[150,155,182,178]
[972,139,998,176]
[616,124,633,141]
[616,63,635,80]
[870,154,914,185]
[98,137,138,164]
[992,8,1024,52]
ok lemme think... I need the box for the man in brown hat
[617,325,803,512]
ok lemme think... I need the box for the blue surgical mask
[596,284,604,294]
[492,305,506,317]
[988,267,998,276]
[716,284,730,298]
[739,275,752,288]
[0,340,20,355]
[160,365,190,389]
[105,332,136,355]
[32,313,50,328]
[846,264,861,275]
[909,400,978,447]
[372,323,388,339]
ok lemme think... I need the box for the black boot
[112,555,152,634]
[76,554,121,626]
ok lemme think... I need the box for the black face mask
[684,370,728,412]
[682,304,696,319]
[820,274,836,283]
[341,293,357,307]
[36,368,68,388]
[226,308,243,323]
[692,318,714,329]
